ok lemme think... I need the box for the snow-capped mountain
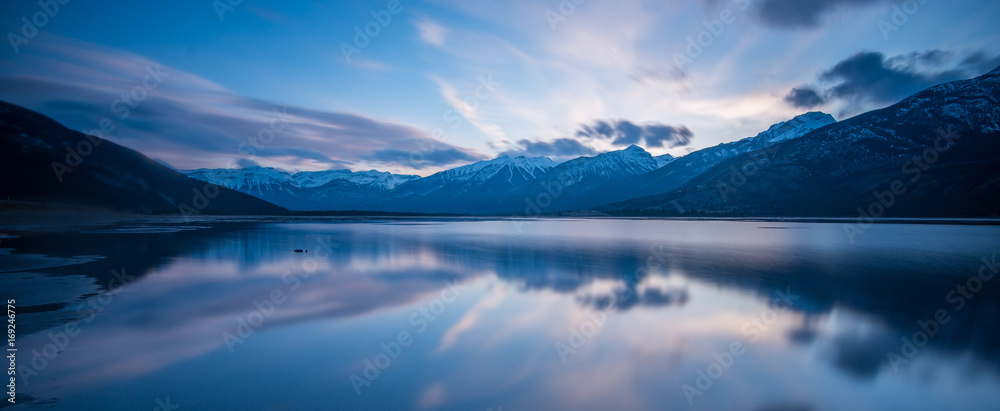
[600,65,1000,217]
[182,147,682,214]
[584,112,837,208]
[670,111,837,170]
[183,167,296,196]
[358,145,675,214]
[356,155,557,213]
[655,154,676,168]
[493,145,671,213]
[182,167,419,211]
[758,111,837,143]
[554,145,662,185]
[434,155,557,186]
[290,169,417,190]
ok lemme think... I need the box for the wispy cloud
[0,35,483,174]
[415,18,448,47]
[431,74,508,142]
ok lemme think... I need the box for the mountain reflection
[5,218,1000,410]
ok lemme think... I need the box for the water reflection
[4,218,1000,410]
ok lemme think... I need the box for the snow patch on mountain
[435,155,556,184]
[655,154,675,168]
[183,166,420,194]
[681,111,836,166]
[183,167,294,196]
[556,145,662,185]
[290,169,419,190]
[755,111,836,143]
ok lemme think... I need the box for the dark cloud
[784,87,827,109]
[611,121,644,145]
[644,124,693,148]
[576,120,693,148]
[822,51,939,104]
[0,36,483,172]
[754,0,888,29]
[500,138,596,158]
[821,51,980,106]
[235,158,260,168]
[960,51,1000,76]
[785,49,1000,115]
[365,148,481,169]
[580,121,615,140]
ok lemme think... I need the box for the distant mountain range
[179,113,832,215]
[351,145,677,214]
[354,154,559,214]
[181,167,419,211]
[2,65,998,218]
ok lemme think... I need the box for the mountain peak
[655,153,675,168]
[435,154,556,185]
[505,155,557,169]
[597,144,650,158]
[582,145,653,164]
[755,112,836,144]
[795,111,835,121]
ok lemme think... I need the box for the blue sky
[1,0,999,175]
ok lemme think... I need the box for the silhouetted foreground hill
[0,101,287,215]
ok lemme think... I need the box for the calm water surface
[3,218,1000,410]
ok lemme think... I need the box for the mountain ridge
[181,166,421,211]
[557,111,838,212]
[598,65,1000,217]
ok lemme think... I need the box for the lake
[3,218,1000,410]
